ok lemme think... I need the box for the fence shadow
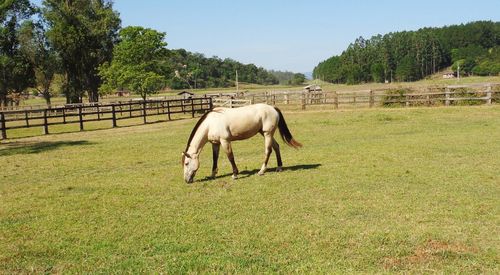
[199,163,322,182]
[0,140,94,157]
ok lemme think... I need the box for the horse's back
[209,104,278,141]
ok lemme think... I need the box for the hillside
[313,21,500,84]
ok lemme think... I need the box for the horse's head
[182,151,199,183]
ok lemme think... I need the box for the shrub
[381,89,411,107]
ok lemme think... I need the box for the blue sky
[35,0,500,73]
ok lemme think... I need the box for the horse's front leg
[221,140,239,179]
[258,132,273,175]
[211,143,220,178]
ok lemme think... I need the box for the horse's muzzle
[185,174,195,184]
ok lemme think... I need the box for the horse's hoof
[232,175,238,180]
[258,171,265,176]
[276,167,283,172]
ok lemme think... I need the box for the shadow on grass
[199,163,322,182]
[0,140,94,156]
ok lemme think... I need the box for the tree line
[0,0,286,106]
[313,21,500,84]
[268,70,307,85]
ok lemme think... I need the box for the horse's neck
[187,123,208,156]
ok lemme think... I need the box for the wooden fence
[0,94,190,111]
[237,83,499,109]
[2,84,498,139]
[0,97,212,139]
[211,97,252,108]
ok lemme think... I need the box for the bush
[451,88,485,106]
[381,89,411,107]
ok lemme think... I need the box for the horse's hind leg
[211,143,220,178]
[221,140,239,179]
[272,138,283,172]
[258,132,273,175]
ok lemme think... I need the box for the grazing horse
[182,103,302,183]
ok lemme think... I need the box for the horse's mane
[184,111,211,152]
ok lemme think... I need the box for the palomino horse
[182,103,302,183]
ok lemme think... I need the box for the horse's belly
[229,127,260,140]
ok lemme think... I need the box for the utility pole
[457,63,460,80]
[236,70,239,93]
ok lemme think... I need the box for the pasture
[1,106,499,273]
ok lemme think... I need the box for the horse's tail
[274,107,302,149]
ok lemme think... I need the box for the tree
[289,73,306,85]
[370,63,385,83]
[42,0,120,103]
[313,21,500,84]
[0,0,36,106]
[18,20,59,107]
[395,55,418,82]
[99,26,168,100]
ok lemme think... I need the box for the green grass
[1,106,499,273]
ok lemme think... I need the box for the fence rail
[212,97,252,108]
[0,97,212,139]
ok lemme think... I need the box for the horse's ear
[182,151,191,158]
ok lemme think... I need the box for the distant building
[115,90,131,97]
[177,91,194,99]
[303,84,322,93]
[442,72,456,79]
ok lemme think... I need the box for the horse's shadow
[199,163,321,182]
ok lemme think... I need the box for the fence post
[0,112,6,139]
[405,94,410,107]
[445,87,451,106]
[78,106,84,131]
[333,91,339,109]
[43,109,49,135]
[62,108,67,124]
[369,90,374,108]
[486,85,492,105]
[191,99,195,117]
[112,105,117,128]
[301,93,306,110]
[353,92,356,107]
[285,94,289,105]
[25,111,30,127]
[167,100,171,120]
[142,101,147,124]
[209,97,213,110]
[97,105,100,120]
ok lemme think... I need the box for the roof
[304,84,321,90]
[177,91,194,95]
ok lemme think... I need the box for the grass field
[1,106,499,273]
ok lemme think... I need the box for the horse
[182,103,302,183]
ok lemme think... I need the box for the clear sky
[36,0,500,73]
